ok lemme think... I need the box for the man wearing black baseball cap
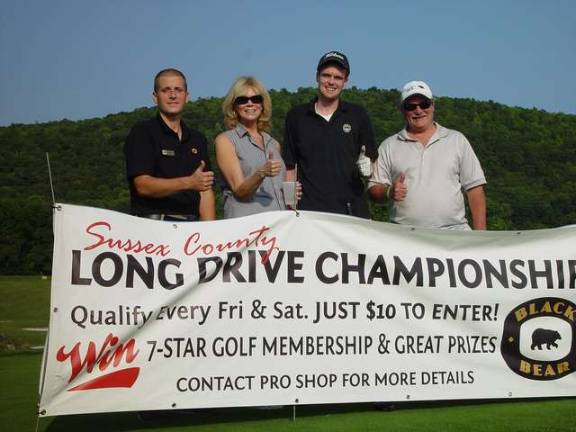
[282,51,377,218]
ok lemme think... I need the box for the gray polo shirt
[221,124,286,218]
[369,124,486,229]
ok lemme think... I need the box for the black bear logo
[531,328,561,350]
[502,297,576,380]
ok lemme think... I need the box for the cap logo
[343,123,352,133]
[406,84,426,93]
[324,52,344,61]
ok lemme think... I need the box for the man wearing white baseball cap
[368,80,487,230]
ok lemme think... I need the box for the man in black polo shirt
[282,51,377,218]
[124,68,215,221]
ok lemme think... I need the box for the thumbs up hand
[357,145,372,177]
[258,151,281,178]
[189,160,214,191]
[390,172,407,201]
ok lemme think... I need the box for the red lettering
[84,221,170,256]
[56,333,139,383]
[98,338,139,370]
[183,225,279,263]
[183,232,202,255]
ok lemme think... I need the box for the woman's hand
[257,151,281,178]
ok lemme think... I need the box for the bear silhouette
[531,328,561,350]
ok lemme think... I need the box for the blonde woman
[216,76,287,218]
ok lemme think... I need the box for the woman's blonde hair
[222,76,272,131]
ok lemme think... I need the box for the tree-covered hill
[1,87,575,274]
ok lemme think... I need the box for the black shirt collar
[156,113,190,141]
[306,97,350,115]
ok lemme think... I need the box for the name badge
[162,149,176,156]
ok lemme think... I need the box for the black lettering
[557,260,564,289]
[483,260,508,288]
[288,251,304,283]
[198,257,223,283]
[158,258,184,289]
[71,250,91,285]
[510,259,527,289]
[393,256,423,286]
[458,259,482,288]
[367,255,390,285]
[248,250,256,283]
[446,258,457,287]
[342,253,366,284]
[260,250,285,282]
[426,258,445,287]
[126,255,154,289]
[528,260,553,289]
[223,252,246,282]
[92,252,123,287]
[316,251,338,284]
[570,260,576,289]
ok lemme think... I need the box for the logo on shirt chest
[342,123,352,134]
[161,148,198,156]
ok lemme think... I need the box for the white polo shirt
[369,124,486,229]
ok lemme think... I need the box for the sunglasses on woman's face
[403,99,433,111]
[234,95,264,105]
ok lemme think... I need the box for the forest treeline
[1,87,575,274]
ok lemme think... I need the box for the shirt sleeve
[282,110,297,169]
[197,132,213,173]
[358,106,378,160]
[368,139,393,188]
[458,133,486,190]
[124,123,156,179]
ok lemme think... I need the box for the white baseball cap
[400,81,433,103]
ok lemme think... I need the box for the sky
[1,0,575,126]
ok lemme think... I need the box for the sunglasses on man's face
[234,95,264,105]
[403,99,433,111]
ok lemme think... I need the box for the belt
[142,214,198,222]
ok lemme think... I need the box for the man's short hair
[154,68,188,92]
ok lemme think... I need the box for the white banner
[38,204,576,416]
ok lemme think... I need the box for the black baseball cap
[317,51,350,75]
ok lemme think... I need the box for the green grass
[0,276,51,350]
[1,276,575,431]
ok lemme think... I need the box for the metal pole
[46,153,56,206]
